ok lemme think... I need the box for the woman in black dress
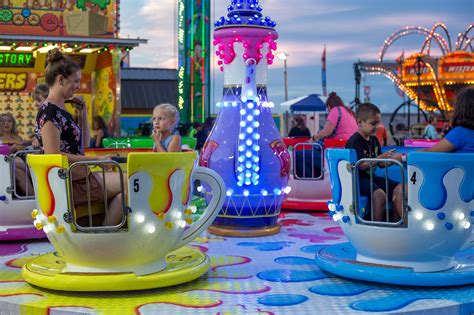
[35,48,124,226]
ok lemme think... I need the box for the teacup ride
[0,145,44,240]
[316,149,474,286]
[281,138,347,211]
[22,151,225,291]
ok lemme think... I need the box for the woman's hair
[428,115,437,124]
[92,115,106,130]
[32,83,49,102]
[45,48,81,87]
[293,115,306,127]
[451,86,474,129]
[154,103,180,130]
[0,113,19,136]
[203,116,214,129]
[326,92,355,116]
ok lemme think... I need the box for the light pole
[277,52,289,101]
[413,56,425,130]
[277,52,289,135]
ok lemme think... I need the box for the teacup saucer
[315,242,474,286]
[22,246,209,291]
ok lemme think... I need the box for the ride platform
[0,212,472,314]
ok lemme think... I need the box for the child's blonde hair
[153,103,180,131]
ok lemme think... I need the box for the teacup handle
[172,166,225,250]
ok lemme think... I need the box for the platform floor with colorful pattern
[0,212,473,314]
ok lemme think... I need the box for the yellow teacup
[28,152,225,275]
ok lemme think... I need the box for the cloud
[373,13,455,28]
[121,1,177,68]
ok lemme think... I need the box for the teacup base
[208,224,281,237]
[22,246,209,291]
[315,242,474,287]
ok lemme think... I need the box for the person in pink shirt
[311,92,357,141]
[296,92,357,178]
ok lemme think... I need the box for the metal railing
[353,158,408,227]
[65,160,128,233]
[6,149,41,200]
[293,142,324,180]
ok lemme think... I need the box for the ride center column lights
[201,0,290,237]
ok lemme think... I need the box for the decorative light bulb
[136,214,145,223]
[425,222,435,231]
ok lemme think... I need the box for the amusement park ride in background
[354,23,474,138]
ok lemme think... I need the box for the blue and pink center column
[200,0,290,237]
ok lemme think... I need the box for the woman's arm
[71,96,90,149]
[419,139,454,152]
[312,121,335,141]
[151,130,165,152]
[80,106,90,150]
[167,135,182,152]
[41,122,61,155]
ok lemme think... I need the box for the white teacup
[28,152,225,275]
[328,150,473,272]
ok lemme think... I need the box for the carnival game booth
[23,152,225,291]
[0,146,44,240]
[0,34,145,139]
[316,149,474,286]
[0,0,146,140]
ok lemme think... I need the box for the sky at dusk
[121,0,473,114]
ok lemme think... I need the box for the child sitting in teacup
[151,104,182,152]
[346,103,404,222]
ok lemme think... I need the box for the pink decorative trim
[214,27,278,71]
